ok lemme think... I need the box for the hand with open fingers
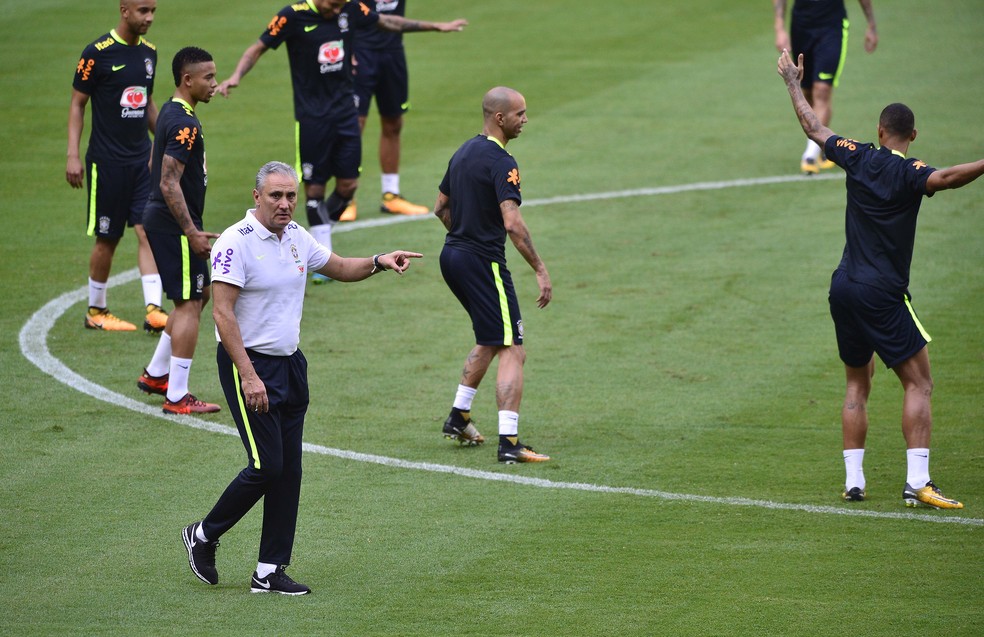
[379,250,423,274]
[777,49,804,84]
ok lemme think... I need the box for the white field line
[19,175,982,527]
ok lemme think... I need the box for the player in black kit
[353,1,467,218]
[435,87,553,464]
[215,0,465,282]
[67,0,168,333]
[779,49,984,509]
[137,47,222,416]
[774,0,877,174]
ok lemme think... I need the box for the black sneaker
[442,408,485,446]
[498,440,551,464]
[842,486,866,502]
[250,566,311,595]
[182,521,219,585]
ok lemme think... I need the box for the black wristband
[372,253,387,273]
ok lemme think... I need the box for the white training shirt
[210,209,331,356]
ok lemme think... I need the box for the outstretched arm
[317,250,423,282]
[377,15,467,33]
[501,200,552,309]
[216,40,269,97]
[777,50,834,147]
[925,159,984,195]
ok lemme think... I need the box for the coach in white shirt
[180,160,421,596]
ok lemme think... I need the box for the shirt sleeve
[72,44,99,95]
[210,234,246,288]
[906,158,937,196]
[492,155,522,206]
[162,112,200,165]
[259,7,294,49]
[349,1,381,29]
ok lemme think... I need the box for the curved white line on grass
[20,175,982,527]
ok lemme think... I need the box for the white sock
[453,385,477,411]
[843,449,865,490]
[498,410,519,436]
[195,523,209,543]
[88,278,108,309]
[256,562,278,579]
[146,332,172,377]
[167,356,192,402]
[310,222,333,254]
[382,173,399,195]
[141,274,163,308]
[802,139,821,161]
[906,448,930,489]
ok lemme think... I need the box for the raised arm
[216,40,269,97]
[925,159,984,195]
[377,14,467,33]
[66,89,90,188]
[501,199,551,309]
[777,50,834,147]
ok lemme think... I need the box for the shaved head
[483,86,523,119]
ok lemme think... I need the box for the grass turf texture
[2,0,983,634]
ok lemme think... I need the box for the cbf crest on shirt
[259,1,380,120]
[72,29,157,163]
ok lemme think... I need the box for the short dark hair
[879,103,915,138]
[171,47,213,86]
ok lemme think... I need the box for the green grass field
[2,1,983,635]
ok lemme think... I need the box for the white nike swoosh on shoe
[253,578,271,589]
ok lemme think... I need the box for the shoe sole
[143,322,166,334]
[85,318,136,331]
[443,432,484,446]
[250,586,311,596]
[138,381,167,396]
[903,497,962,510]
[164,406,221,415]
[182,524,217,585]
[498,455,551,464]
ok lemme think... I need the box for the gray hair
[255,161,298,191]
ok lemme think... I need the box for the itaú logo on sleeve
[119,86,148,118]
[318,41,344,73]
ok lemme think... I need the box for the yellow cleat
[801,158,820,175]
[498,440,551,464]
[338,200,357,222]
[380,192,430,216]
[903,481,963,509]
[85,307,136,331]
[144,303,169,334]
[818,158,836,170]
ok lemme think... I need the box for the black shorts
[354,48,409,118]
[440,245,523,347]
[828,268,931,369]
[296,114,362,185]
[145,231,210,301]
[791,18,848,88]
[85,158,151,239]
